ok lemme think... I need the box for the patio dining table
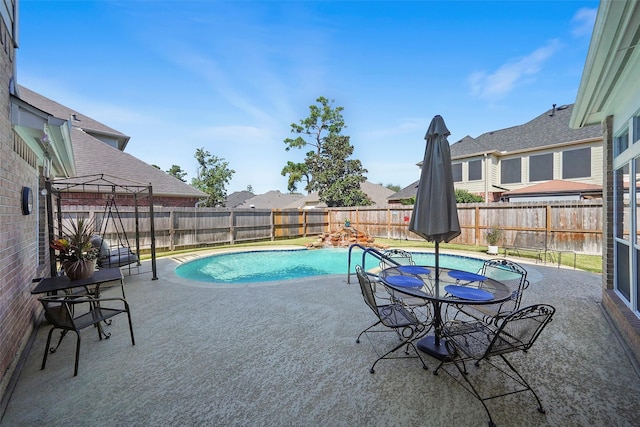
[31,267,124,298]
[379,265,512,360]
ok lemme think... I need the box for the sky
[17,0,599,194]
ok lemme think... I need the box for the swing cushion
[100,247,139,268]
[90,235,110,259]
[90,236,138,268]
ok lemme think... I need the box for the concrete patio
[2,251,640,426]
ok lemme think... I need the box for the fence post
[475,206,481,245]
[169,209,175,251]
[545,204,552,249]
[230,210,235,244]
[270,210,275,241]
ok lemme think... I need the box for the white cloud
[572,8,597,38]
[360,118,425,140]
[468,39,561,101]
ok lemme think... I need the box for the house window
[615,129,629,156]
[468,159,482,181]
[633,116,640,145]
[529,153,553,182]
[452,163,462,182]
[501,158,521,184]
[614,163,631,302]
[562,147,591,179]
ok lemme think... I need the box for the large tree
[280,161,310,193]
[283,96,372,207]
[191,148,235,207]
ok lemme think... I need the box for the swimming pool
[174,248,485,284]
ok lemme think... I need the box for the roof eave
[571,1,640,129]
[10,94,76,177]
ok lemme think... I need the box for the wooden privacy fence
[328,200,603,255]
[59,200,603,255]
[58,206,329,253]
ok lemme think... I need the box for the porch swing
[91,195,139,270]
[47,174,158,280]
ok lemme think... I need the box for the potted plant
[486,226,502,255]
[50,217,100,280]
[344,218,351,228]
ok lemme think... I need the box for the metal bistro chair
[453,259,530,325]
[434,304,556,427]
[379,249,431,311]
[379,248,415,270]
[355,265,428,373]
[38,294,135,376]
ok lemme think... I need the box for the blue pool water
[174,248,485,284]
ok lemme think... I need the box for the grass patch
[373,238,602,274]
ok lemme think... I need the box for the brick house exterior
[0,2,51,402]
[570,0,640,364]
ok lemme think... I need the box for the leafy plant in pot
[486,226,502,255]
[50,217,100,280]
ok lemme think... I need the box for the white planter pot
[487,245,499,255]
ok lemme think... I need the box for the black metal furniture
[355,266,428,373]
[379,248,415,269]
[38,294,135,376]
[453,259,529,326]
[31,267,125,298]
[433,304,555,427]
[379,265,512,360]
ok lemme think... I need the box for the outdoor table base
[416,335,449,360]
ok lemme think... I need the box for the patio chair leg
[370,341,427,374]
[73,332,81,377]
[356,320,382,344]
[41,328,56,370]
[500,355,545,413]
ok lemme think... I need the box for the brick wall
[0,23,47,401]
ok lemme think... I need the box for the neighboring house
[570,1,640,362]
[237,190,303,209]
[500,180,603,202]
[225,190,255,208]
[284,181,394,209]
[389,104,603,204]
[17,86,207,207]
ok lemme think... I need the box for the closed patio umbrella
[408,114,460,359]
[409,114,460,275]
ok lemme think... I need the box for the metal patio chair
[379,248,415,270]
[38,294,135,376]
[452,259,530,325]
[434,304,556,427]
[355,265,428,373]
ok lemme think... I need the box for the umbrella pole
[435,241,439,281]
[434,241,441,346]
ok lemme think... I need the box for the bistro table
[31,267,124,298]
[379,265,512,360]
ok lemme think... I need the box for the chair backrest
[356,265,378,314]
[379,249,414,270]
[485,304,555,358]
[481,259,529,313]
[39,297,75,329]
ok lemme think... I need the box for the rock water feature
[306,226,388,249]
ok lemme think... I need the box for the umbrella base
[416,335,449,360]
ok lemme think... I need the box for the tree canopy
[167,165,187,182]
[455,188,484,203]
[283,96,372,207]
[191,148,235,207]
